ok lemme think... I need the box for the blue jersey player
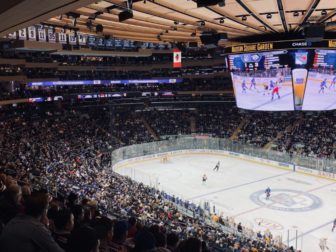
[329,76,336,89]
[319,79,327,94]
[242,80,247,93]
[250,77,256,89]
[265,187,271,200]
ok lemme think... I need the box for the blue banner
[28,79,183,87]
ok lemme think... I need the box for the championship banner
[28,26,36,41]
[173,48,182,68]
[78,33,87,45]
[7,32,17,39]
[48,29,56,43]
[58,32,67,44]
[18,28,27,40]
[69,32,77,45]
[38,28,46,42]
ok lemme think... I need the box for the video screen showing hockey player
[302,50,336,110]
[231,68,294,111]
[302,70,336,110]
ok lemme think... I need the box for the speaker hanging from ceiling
[196,0,225,7]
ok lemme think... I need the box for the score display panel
[227,49,336,111]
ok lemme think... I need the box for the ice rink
[115,153,336,252]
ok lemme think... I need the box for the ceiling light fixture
[220,18,224,24]
[266,13,272,19]
[321,10,327,16]
[242,16,247,21]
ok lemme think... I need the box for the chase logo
[292,41,312,47]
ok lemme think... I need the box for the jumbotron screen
[228,49,336,111]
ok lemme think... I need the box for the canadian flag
[173,48,182,68]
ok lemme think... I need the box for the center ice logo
[250,189,322,212]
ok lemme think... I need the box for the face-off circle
[254,218,284,230]
[250,189,322,212]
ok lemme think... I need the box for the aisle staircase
[190,116,196,133]
[230,118,249,140]
[141,117,160,141]
[263,116,304,150]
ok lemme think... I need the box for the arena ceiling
[1,0,336,44]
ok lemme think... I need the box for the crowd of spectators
[0,105,297,252]
[273,112,336,158]
[196,106,242,138]
[237,113,296,147]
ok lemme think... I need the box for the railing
[111,136,336,174]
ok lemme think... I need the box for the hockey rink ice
[115,153,336,252]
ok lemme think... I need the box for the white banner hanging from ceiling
[37,28,46,42]
[47,29,56,43]
[69,32,77,45]
[77,33,87,45]
[18,28,27,40]
[58,32,67,44]
[28,26,36,41]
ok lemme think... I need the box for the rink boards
[113,149,336,181]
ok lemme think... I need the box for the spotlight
[220,18,224,24]
[321,10,327,16]
[242,16,247,21]
[293,11,299,17]
[266,13,272,19]
[174,21,179,25]
[200,21,205,26]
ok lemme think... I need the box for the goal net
[160,155,169,163]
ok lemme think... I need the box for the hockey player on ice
[319,79,327,94]
[329,76,336,90]
[319,237,329,252]
[271,84,280,100]
[263,84,269,96]
[332,218,336,232]
[202,174,207,184]
[241,80,247,93]
[249,77,257,89]
[213,161,220,172]
[265,187,271,200]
